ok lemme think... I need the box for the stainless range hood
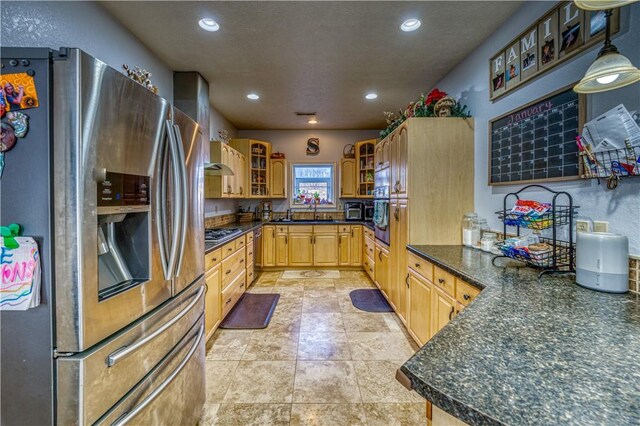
[204,163,234,176]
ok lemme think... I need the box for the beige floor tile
[382,313,404,332]
[303,281,336,291]
[206,330,253,360]
[199,403,221,425]
[242,332,299,360]
[342,312,392,332]
[362,402,427,425]
[347,332,416,360]
[300,312,345,333]
[204,360,240,403]
[304,287,338,299]
[337,294,364,313]
[302,296,341,313]
[206,403,291,425]
[223,361,296,403]
[293,361,361,403]
[262,311,302,333]
[354,360,424,403]
[290,403,367,425]
[297,332,351,360]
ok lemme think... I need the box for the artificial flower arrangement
[380,88,470,139]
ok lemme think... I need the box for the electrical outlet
[593,221,609,233]
[576,220,590,233]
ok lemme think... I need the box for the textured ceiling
[102,1,522,130]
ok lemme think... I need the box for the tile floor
[200,270,426,425]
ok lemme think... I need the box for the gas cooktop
[205,227,242,242]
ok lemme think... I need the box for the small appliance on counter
[363,201,374,222]
[344,202,364,221]
[576,232,629,293]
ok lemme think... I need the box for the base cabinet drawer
[433,266,456,298]
[221,249,246,288]
[455,279,481,306]
[364,256,375,282]
[205,248,222,271]
[408,251,433,281]
[222,271,246,318]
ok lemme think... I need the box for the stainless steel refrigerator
[0,48,205,425]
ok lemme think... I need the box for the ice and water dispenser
[96,171,151,300]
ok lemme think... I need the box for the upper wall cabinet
[355,139,376,198]
[339,158,357,198]
[230,139,271,198]
[270,158,287,199]
[205,141,246,198]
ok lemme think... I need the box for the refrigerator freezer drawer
[57,280,205,425]
[96,318,205,426]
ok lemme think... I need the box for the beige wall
[237,129,379,164]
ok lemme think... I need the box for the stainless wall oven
[373,167,390,245]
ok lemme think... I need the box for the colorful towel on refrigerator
[0,237,41,310]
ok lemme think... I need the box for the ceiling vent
[295,112,317,116]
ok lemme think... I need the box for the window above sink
[291,163,335,208]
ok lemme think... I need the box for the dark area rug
[349,289,393,312]
[219,293,280,329]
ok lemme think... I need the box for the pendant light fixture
[574,0,637,10]
[574,7,640,93]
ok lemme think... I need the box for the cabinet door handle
[226,269,232,275]
[394,207,399,221]
[285,235,288,244]
[438,278,445,284]
[282,187,285,196]
[449,306,455,321]
[240,258,244,263]
[463,294,471,300]
[226,298,232,305]
[351,229,354,238]
[340,187,343,196]
[405,273,410,288]
[213,257,217,262]
[378,251,382,261]
[267,187,269,195]
[415,263,420,268]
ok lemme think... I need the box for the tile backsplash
[630,256,640,294]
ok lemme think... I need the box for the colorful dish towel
[0,237,41,310]
[373,200,389,229]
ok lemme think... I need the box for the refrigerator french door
[53,48,176,353]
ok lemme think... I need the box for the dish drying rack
[492,184,578,277]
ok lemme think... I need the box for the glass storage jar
[473,218,490,249]
[462,213,478,247]
[480,232,498,252]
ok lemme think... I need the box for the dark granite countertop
[401,245,640,426]
[204,220,373,254]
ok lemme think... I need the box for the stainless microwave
[344,202,364,221]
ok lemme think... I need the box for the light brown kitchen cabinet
[204,263,221,341]
[313,226,339,266]
[349,225,362,266]
[391,124,408,198]
[230,139,270,198]
[288,226,313,266]
[390,199,409,323]
[261,225,275,267]
[339,158,357,198]
[338,232,350,266]
[355,139,375,198]
[205,141,244,198]
[374,138,390,171]
[375,242,390,299]
[275,228,288,266]
[407,271,433,346]
[270,158,287,198]
[432,286,457,336]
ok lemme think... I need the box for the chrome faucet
[309,199,319,220]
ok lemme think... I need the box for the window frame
[289,162,337,209]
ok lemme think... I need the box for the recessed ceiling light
[400,18,421,32]
[246,93,260,100]
[308,118,318,124]
[198,18,220,32]
[365,93,378,100]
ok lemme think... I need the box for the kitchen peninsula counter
[401,245,640,426]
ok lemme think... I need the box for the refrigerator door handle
[166,120,182,279]
[155,124,171,280]
[110,324,204,426]
[172,124,189,277]
[105,285,204,367]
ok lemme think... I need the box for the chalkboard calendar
[489,86,585,185]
